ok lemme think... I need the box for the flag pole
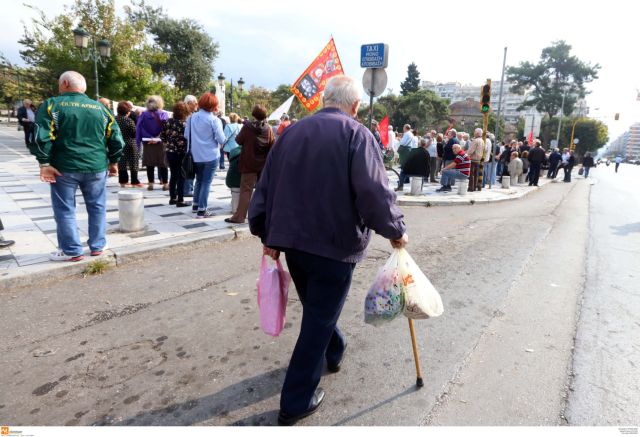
[408,319,424,387]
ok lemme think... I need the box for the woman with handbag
[136,95,169,191]
[184,92,226,218]
[161,102,191,207]
[223,112,242,157]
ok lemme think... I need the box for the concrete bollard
[118,191,145,232]
[230,188,241,214]
[410,177,423,196]
[501,176,511,189]
[458,179,469,195]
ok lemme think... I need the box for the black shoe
[176,201,192,208]
[169,198,177,205]
[394,186,404,192]
[0,238,15,248]
[327,344,347,373]
[278,388,325,426]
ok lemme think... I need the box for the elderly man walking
[17,99,36,147]
[248,75,408,425]
[31,71,123,261]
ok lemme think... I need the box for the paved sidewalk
[0,123,556,288]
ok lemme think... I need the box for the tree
[0,54,40,117]
[238,86,272,117]
[127,1,219,97]
[19,0,168,103]
[400,63,421,96]
[396,89,450,131]
[507,40,600,117]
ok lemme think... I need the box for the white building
[608,124,640,158]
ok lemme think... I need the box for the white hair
[146,95,164,111]
[183,95,197,104]
[474,127,483,136]
[323,75,362,110]
[59,71,87,92]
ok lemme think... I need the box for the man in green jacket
[31,71,124,261]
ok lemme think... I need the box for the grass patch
[83,259,110,276]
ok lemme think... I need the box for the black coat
[528,146,546,163]
[548,151,561,166]
[402,147,431,177]
[17,107,30,126]
[583,156,595,167]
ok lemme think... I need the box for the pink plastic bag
[257,255,292,337]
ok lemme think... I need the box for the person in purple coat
[136,95,169,190]
[248,75,408,425]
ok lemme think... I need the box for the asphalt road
[0,163,637,426]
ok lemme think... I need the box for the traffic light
[480,79,491,113]
[615,113,620,120]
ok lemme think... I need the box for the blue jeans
[584,166,591,178]
[184,178,194,196]
[193,160,218,212]
[441,169,469,187]
[50,171,107,256]
[483,161,497,186]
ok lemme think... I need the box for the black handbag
[182,119,195,179]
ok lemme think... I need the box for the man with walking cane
[249,75,408,425]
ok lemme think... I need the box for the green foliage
[507,40,600,117]
[488,112,505,135]
[538,116,608,152]
[400,63,421,96]
[19,0,167,103]
[83,258,110,276]
[0,54,39,108]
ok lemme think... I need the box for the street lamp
[237,77,245,114]
[72,25,111,99]
[216,73,226,116]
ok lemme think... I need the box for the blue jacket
[248,107,405,264]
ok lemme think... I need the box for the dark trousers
[429,157,437,182]
[147,166,168,184]
[563,166,573,182]
[615,163,620,173]
[22,122,34,147]
[166,151,186,202]
[468,161,480,191]
[529,162,541,186]
[219,149,225,169]
[280,249,356,415]
[548,162,560,178]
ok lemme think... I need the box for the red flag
[527,130,534,144]
[291,38,344,112]
[379,115,389,147]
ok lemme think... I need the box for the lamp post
[72,26,111,99]
[217,73,226,116]
[237,77,244,114]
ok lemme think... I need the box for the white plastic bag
[397,249,444,319]
[364,250,405,326]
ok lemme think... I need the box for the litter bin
[410,177,423,196]
[458,179,468,195]
[118,191,145,232]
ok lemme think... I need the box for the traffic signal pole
[477,79,492,191]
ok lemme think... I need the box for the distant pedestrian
[547,148,562,178]
[223,112,242,155]
[462,132,471,152]
[527,140,546,186]
[435,133,444,177]
[31,71,123,261]
[521,150,530,183]
[115,101,142,188]
[225,104,275,224]
[483,133,496,187]
[467,128,484,192]
[184,95,198,115]
[276,113,291,138]
[98,97,112,112]
[615,155,622,173]
[436,143,470,192]
[508,151,523,185]
[426,134,438,182]
[137,95,169,191]
[0,218,15,248]
[248,75,407,425]
[396,136,431,191]
[563,150,576,182]
[17,99,36,147]
[582,152,595,178]
[371,120,384,154]
[161,102,191,208]
[184,92,226,218]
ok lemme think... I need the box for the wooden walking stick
[408,318,424,387]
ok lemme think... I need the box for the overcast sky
[2,0,639,140]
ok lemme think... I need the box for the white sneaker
[49,250,84,262]
[90,244,109,256]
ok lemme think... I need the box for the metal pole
[556,91,565,147]
[230,79,233,113]
[93,38,99,99]
[490,47,507,189]
[368,69,375,129]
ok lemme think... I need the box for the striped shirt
[454,150,471,176]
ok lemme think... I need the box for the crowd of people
[373,122,598,192]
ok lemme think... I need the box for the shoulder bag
[181,118,196,179]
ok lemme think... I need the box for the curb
[396,183,545,207]
[0,224,253,292]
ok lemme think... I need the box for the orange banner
[291,38,344,112]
